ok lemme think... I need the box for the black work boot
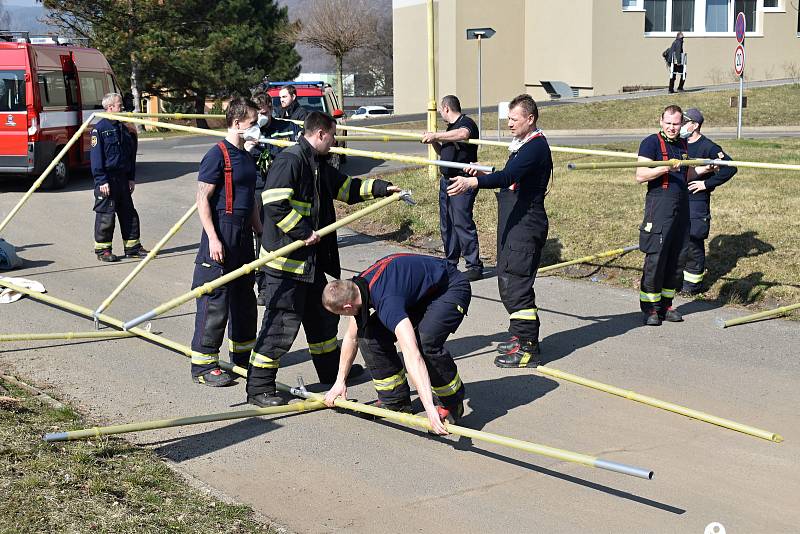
[375,399,413,413]
[193,368,234,387]
[96,250,119,262]
[644,311,662,326]
[662,307,683,322]
[494,339,541,368]
[125,247,149,259]
[496,335,519,353]
[247,391,286,407]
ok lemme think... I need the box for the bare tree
[284,0,378,106]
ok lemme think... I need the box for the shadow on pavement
[457,374,558,432]
[540,311,643,365]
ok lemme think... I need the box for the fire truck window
[37,71,69,108]
[105,73,119,94]
[0,70,25,112]
[79,72,107,110]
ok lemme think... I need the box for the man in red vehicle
[279,85,309,121]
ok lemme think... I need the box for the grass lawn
[340,137,800,313]
[0,377,280,534]
[384,84,800,131]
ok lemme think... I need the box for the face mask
[679,123,693,139]
[257,114,269,128]
[242,124,261,142]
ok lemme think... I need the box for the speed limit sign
[734,44,745,76]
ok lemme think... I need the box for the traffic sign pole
[735,12,746,140]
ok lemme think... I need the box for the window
[705,0,728,31]
[645,0,667,31]
[38,71,69,108]
[734,0,756,30]
[762,0,781,10]
[79,72,107,109]
[644,0,771,34]
[0,70,25,112]
[672,0,696,31]
[623,0,644,9]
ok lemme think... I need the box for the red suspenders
[361,253,415,289]
[216,141,234,214]
[656,135,688,190]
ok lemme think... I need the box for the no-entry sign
[734,44,745,77]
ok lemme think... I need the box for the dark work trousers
[190,212,257,377]
[359,266,470,410]
[496,189,547,342]
[679,198,711,292]
[246,269,341,396]
[639,189,689,314]
[668,64,685,92]
[92,174,142,254]
[439,175,482,270]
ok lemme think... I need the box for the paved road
[1,135,798,533]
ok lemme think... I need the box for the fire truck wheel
[42,151,70,190]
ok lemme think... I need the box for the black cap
[684,108,704,125]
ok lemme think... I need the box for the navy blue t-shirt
[638,133,688,193]
[198,140,257,215]
[440,114,479,177]
[361,254,449,332]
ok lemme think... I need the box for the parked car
[267,81,347,167]
[349,106,392,120]
[0,31,128,189]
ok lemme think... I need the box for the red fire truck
[0,32,124,189]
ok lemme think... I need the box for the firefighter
[634,104,711,326]
[278,85,309,121]
[447,94,551,368]
[246,111,400,407]
[248,92,301,305]
[90,92,147,261]
[322,253,471,435]
[679,108,737,295]
[189,97,263,386]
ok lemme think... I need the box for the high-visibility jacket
[260,135,392,283]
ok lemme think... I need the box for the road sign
[734,44,745,77]
[735,12,746,43]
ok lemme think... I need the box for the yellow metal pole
[277,381,653,479]
[93,203,198,318]
[335,135,422,142]
[538,245,639,274]
[0,113,96,234]
[122,193,407,330]
[426,0,437,181]
[720,302,800,328]
[0,331,136,342]
[286,119,641,158]
[120,112,224,119]
[97,113,493,173]
[568,159,800,172]
[43,400,325,442]
[535,365,783,443]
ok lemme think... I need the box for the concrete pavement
[1,135,798,533]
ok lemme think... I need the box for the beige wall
[393,0,525,114]
[395,1,800,113]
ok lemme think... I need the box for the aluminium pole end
[399,190,416,206]
[715,318,728,329]
[567,163,577,170]
[43,432,68,442]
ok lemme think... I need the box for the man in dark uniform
[246,111,400,407]
[421,95,483,281]
[249,92,302,305]
[679,108,737,295]
[448,94,551,368]
[635,105,711,326]
[322,253,471,435]
[279,85,309,121]
[189,97,263,386]
[90,92,147,262]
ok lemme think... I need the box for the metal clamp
[399,190,416,206]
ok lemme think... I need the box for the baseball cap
[684,108,704,125]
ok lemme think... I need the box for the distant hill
[3,2,60,35]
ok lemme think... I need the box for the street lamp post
[466,27,495,139]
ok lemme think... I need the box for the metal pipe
[96,113,495,174]
[0,114,96,234]
[338,135,423,142]
[0,331,136,342]
[119,112,223,119]
[538,245,639,274]
[719,302,800,328]
[93,203,198,318]
[122,193,409,331]
[568,158,800,172]
[534,365,783,443]
[43,400,325,442]
[426,0,437,181]
[276,381,653,480]
[285,118,641,159]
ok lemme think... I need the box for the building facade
[393,0,800,114]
